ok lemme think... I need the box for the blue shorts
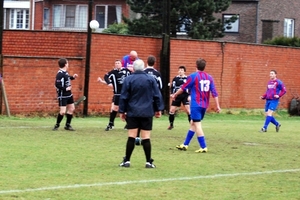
[265,100,279,112]
[190,107,206,122]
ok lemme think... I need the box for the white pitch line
[0,126,50,129]
[0,169,299,195]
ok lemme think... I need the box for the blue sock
[263,116,272,129]
[270,116,279,126]
[197,136,207,148]
[183,130,195,146]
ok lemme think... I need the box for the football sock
[169,113,175,126]
[125,137,135,162]
[109,111,117,125]
[56,114,64,125]
[270,116,279,126]
[141,139,151,162]
[183,130,195,146]
[188,114,191,122]
[198,136,207,149]
[263,116,272,129]
[66,114,73,126]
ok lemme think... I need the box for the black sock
[109,111,117,125]
[125,137,135,162]
[66,114,73,126]
[188,114,191,122]
[169,113,175,126]
[141,139,151,162]
[56,114,64,125]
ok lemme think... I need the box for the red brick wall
[88,34,162,114]
[2,30,300,115]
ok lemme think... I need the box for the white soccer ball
[89,20,99,30]
[135,137,141,145]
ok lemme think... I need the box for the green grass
[0,111,300,200]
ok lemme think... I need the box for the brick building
[3,0,300,44]
[3,0,130,31]
[219,0,300,43]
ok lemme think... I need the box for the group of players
[53,51,286,167]
[97,50,189,133]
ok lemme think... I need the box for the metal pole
[0,0,4,114]
[0,0,3,55]
[160,0,170,113]
[83,0,93,116]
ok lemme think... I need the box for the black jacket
[119,71,164,117]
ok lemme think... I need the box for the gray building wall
[218,0,300,44]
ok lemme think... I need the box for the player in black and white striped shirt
[53,58,78,131]
[144,55,163,90]
[100,59,131,131]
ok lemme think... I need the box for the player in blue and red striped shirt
[172,58,221,153]
[122,50,139,72]
[260,70,286,132]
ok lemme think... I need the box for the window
[284,18,294,38]
[95,5,122,29]
[9,9,29,29]
[223,14,239,33]
[53,5,88,29]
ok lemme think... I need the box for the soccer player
[118,59,164,168]
[144,55,163,90]
[53,58,78,131]
[259,70,286,132]
[122,50,138,72]
[102,59,131,131]
[172,58,221,153]
[168,65,190,130]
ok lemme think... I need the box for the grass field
[0,110,299,200]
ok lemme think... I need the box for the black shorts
[126,117,153,130]
[113,95,120,105]
[171,93,189,107]
[58,96,74,107]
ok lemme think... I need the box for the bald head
[133,60,145,71]
[129,50,138,61]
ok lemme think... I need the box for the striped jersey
[104,68,131,94]
[181,71,218,108]
[144,67,163,89]
[171,75,188,94]
[122,55,139,68]
[55,69,74,99]
[261,79,286,100]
